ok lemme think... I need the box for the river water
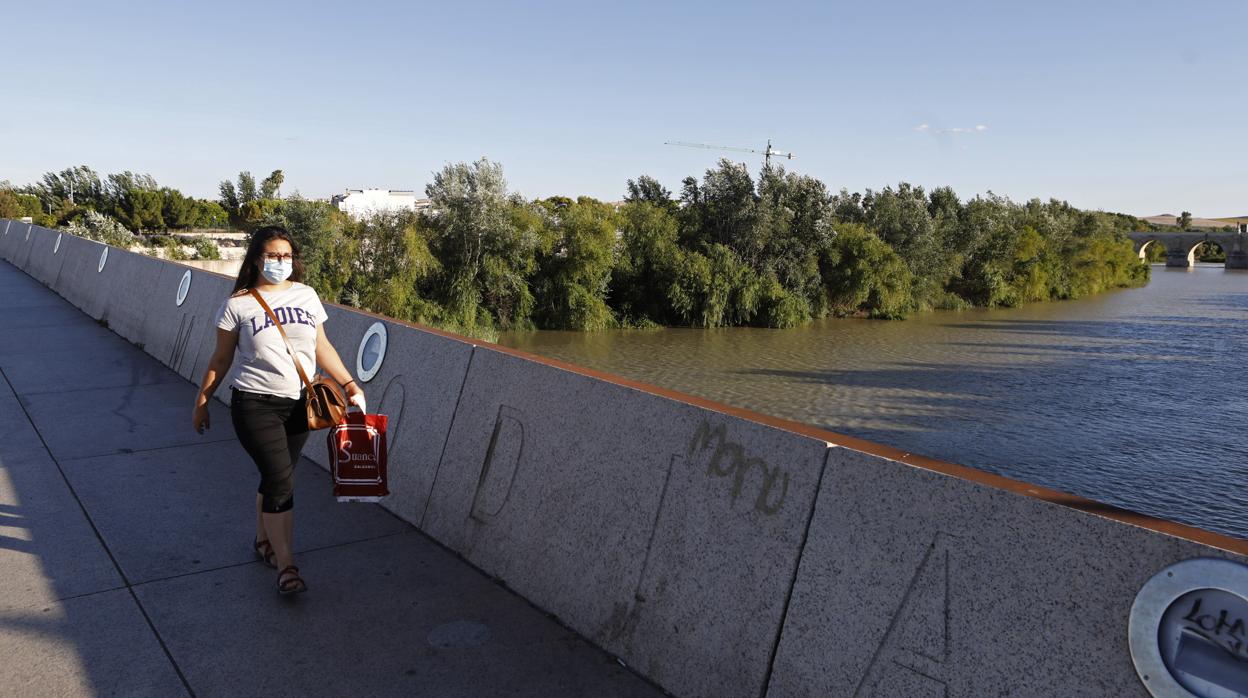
[498,265,1248,540]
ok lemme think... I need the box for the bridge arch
[1127,231,1248,269]
[1137,239,1167,263]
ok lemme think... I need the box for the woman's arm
[192,328,239,433]
[315,325,364,401]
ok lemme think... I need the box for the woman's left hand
[345,381,366,413]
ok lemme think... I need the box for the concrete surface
[25,228,65,286]
[50,234,111,319]
[97,249,168,347]
[142,261,234,383]
[766,447,1241,696]
[423,344,831,698]
[0,258,661,697]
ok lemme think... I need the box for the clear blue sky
[3,0,1245,216]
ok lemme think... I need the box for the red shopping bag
[326,411,389,502]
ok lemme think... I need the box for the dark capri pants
[230,387,310,513]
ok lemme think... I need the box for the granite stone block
[766,447,1248,697]
[141,262,233,383]
[25,227,67,286]
[52,233,113,319]
[96,249,169,346]
[424,345,829,698]
[299,306,474,528]
[0,219,22,260]
[4,222,39,271]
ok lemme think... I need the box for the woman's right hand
[192,401,210,435]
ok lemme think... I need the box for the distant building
[331,189,431,219]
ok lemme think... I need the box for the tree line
[0,165,229,232]
[3,159,1151,338]
[249,158,1149,339]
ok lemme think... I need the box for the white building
[331,189,431,219]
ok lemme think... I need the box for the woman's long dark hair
[231,225,306,295]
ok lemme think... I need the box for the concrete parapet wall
[298,306,475,528]
[53,234,111,318]
[26,228,66,285]
[423,344,829,697]
[768,448,1238,696]
[3,220,1246,698]
[144,261,234,384]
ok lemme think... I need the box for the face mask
[261,259,293,284]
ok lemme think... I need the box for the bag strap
[249,288,315,394]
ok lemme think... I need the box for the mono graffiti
[687,421,789,515]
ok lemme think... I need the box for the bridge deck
[0,259,656,697]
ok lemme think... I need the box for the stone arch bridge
[1127,230,1248,268]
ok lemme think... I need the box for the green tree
[193,200,229,228]
[255,196,351,299]
[625,175,674,211]
[33,166,105,210]
[343,211,440,321]
[103,172,158,220]
[237,172,258,204]
[531,197,617,330]
[1178,211,1192,231]
[1143,241,1167,263]
[260,170,285,199]
[192,238,221,260]
[610,201,682,325]
[219,180,239,213]
[161,188,196,228]
[119,190,165,231]
[424,158,539,333]
[819,222,914,318]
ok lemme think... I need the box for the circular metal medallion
[356,322,388,383]
[1129,558,1248,698]
[98,247,109,273]
[176,270,192,306]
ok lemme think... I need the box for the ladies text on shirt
[215,283,329,399]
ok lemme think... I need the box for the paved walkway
[0,260,660,697]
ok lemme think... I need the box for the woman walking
[191,225,363,595]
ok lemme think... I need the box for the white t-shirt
[215,282,329,399]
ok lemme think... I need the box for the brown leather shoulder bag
[249,288,347,430]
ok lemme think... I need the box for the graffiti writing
[687,421,789,515]
[1182,595,1248,661]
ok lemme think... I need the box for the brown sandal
[278,565,307,595]
[253,538,276,569]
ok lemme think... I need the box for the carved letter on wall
[855,532,958,697]
[470,405,525,522]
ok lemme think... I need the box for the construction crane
[665,139,795,167]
